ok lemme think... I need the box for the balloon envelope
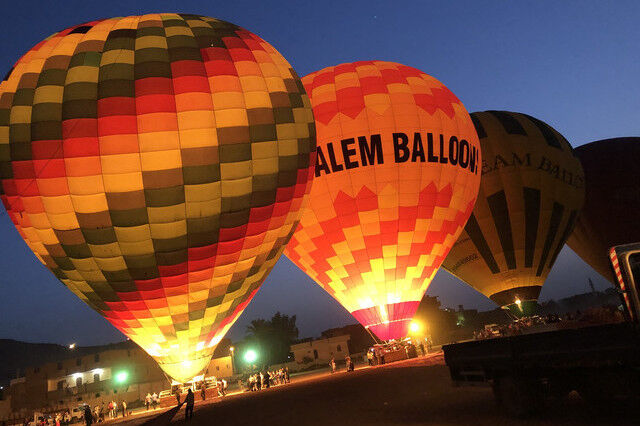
[442,111,585,315]
[0,14,315,382]
[567,137,640,282]
[285,61,481,340]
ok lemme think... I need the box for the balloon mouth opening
[157,355,212,384]
[352,301,420,341]
[502,299,539,317]
[365,319,412,341]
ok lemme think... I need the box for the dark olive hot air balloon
[442,111,585,316]
[0,14,316,382]
[567,137,640,282]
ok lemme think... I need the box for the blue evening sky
[0,1,637,345]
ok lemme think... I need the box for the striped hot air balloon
[0,14,316,382]
[285,61,481,341]
[442,111,585,316]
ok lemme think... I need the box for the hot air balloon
[442,111,585,316]
[0,14,316,382]
[567,138,640,282]
[284,61,481,341]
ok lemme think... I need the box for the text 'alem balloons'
[567,137,640,282]
[285,61,481,341]
[442,111,585,316]
[0,14,316,382]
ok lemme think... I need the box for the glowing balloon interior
[285,61,481,341]
[0,14,316,382]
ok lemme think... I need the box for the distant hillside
[0,339,130,386]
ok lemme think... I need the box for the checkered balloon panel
[0,14,315,382]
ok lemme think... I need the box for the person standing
[152,392,158,410]
[83,405,93,426]
[145,393,151,410]
[185,388,195,421]
[330,357,336,373]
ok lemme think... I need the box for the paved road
[119,354,639,425]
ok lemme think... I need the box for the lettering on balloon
[315,132,478,177]
[448,253,479,273]
[481,152,584,189]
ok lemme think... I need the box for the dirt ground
[121,355,639,426]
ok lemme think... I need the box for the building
[0,341,233,423]
[321,323,377,354]
[205,355,233,379]
[290,335,350,365]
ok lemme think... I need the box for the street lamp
[243,349,258,364]
[229,346,235,375]
[69,343,76,350]
[114,371,129,385]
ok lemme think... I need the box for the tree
[244,312,298,366]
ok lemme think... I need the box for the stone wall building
[290,335,351,366]
[0,341,232,424]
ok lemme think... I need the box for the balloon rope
[365,326,381,345]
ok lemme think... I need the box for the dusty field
[121,355,639,426]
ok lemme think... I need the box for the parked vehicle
[443,243,640,416]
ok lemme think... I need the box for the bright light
[515,298,522,308]
[409,321,421,334]
[69,343,76,350]
[93,369,103,375]
[114,371,128,384]
[244,349,258,363]
[72,373,83,379]
[229,346,234,352]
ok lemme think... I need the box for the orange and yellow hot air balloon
[285,61,481,340]
[0,14,315,382]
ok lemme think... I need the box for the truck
[442,242,640,416]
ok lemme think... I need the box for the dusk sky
[0,1,638,346]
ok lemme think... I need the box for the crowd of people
[28,398,131,426]
[330,355,354,373]
[81,399,129,425]
[246,367,290,391]
[143,392,160,411]
[473,306,625,340]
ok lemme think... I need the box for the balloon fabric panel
[285,61,481,341]
[443,111,584,309]
[0,14,316,382]
[567,137,640,282]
